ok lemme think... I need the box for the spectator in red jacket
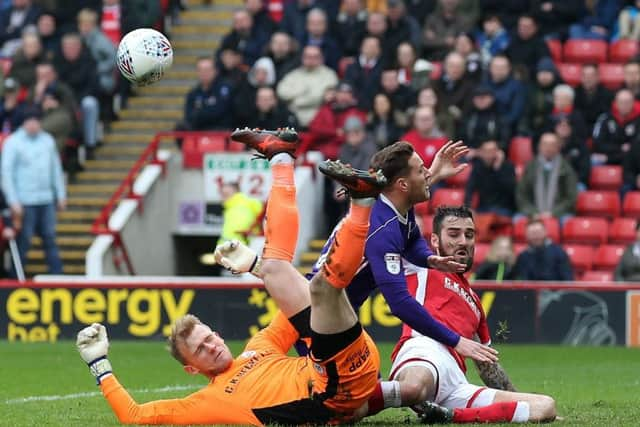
[400,105,448,167]
[307,81,367,159]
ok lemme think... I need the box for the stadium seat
[472,242,490,270]
[430,62,442,81]
[589,165,623,190]
[580,270,614,282]
[420,214,434,238]
[609,217,638,244]
[563,39,608,64]
[609,40,639,63]
[227,140,246,152]
[429,188,465,213]
[546,39,562,62]
[338,56,355,79]
[415,201,430,216]
[592,244,625,271]
[557,63,582,87]
[444,164,471,188]
[563,244,595,274]
[562,217,609,245]
[514,242,527,256]
[197,134,227,152]
[508,136,533,166]
[598,63,625,90]
[576,190,621,218]
[623,191,640,217]
[512,216,560,243]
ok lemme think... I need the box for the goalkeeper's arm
[214,240,263,277]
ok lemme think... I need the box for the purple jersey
[311,195,460,347]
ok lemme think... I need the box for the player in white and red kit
[388,206,557,424]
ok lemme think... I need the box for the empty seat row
[547,39,639,64]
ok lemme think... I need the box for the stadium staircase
[25,0,236,276]
[297,239,325,276]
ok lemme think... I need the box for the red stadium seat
[576,190,621,218]
[609,217,638,244]
[197,134,227,153]
[589,165,623,190]
[563,39,608,64]
[227,140,246,152]
[623,191,640,217]
[514,243,527,256]
[472,242,491,270]
[609,40,639,63]
[512,216,560,243]
[508,136,533,166]
[338,56,355,79]
[429,188,465,213]
[580,270,614,282]
[430,62,442,81]
[557,63,582,87]
[415,201,430,216]
[592,244,625,271]
[562,217,609,245]
[547,39,562,62]
[563,244,595,274]
[420,214,434,238]
[598,63,625,90]
[444,164,471,188]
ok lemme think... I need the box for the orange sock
[263,164,298,261]
[321,204,371,288]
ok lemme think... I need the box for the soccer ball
[117,28,173,86]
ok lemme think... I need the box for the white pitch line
[5,384,200,405]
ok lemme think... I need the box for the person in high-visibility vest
[217,182,263,246]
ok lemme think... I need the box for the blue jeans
[81,96,100,148]
[16,204,62,274]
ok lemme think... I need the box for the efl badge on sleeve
[384,253,401,275]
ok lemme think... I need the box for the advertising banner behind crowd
[1,283,639,347]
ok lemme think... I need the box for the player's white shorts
[389,336,496,409]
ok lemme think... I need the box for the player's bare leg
[309,160,386,335]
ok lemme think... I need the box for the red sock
[366,383,384,416]
[453,401,518,423]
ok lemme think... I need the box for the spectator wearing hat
[232,56,276,127]
[423,0,474,60]
[344,35,383,110]
[0,0,41,57]
[8,32,44,88]
[41,87,74,152]
[246,86,298,130]
[307,81,367,159]
[475,14,510,68]
[401,105,448,167]
[527,56,561,132]
[276,45,338,127]
[505,14,549,81]
[458,84,511,152]
[385,0,422,58]
[1,106,65,275]
[219,10,269,67]
[486,55,526,133]
[574,64,613,132]
[299,8,341,70]
[0,78,27,133]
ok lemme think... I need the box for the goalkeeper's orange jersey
[100,311,379,426]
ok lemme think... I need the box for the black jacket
[514,242,574,281]
[344,59,383,110]
[465,158,517,213]
[54,48,99,99]
[505,34,550,80]
[624,138,640,188]
[574,84,613,130]
[184,78,234,130]
[246,104,299,130]
[592,106,640,165]
[458,105,511,150]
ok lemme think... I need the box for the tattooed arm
[473,359,517,391]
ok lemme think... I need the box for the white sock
[381,380,402,408]
[511,401,530,422]
[270,153,293,165]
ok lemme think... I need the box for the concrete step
[299,252,321,264]
[99,146,145,155]
[26,264,85,275]
[119,109,182,120]
[104,133,154,143]
[32,236,94,247]
[180,10,232,20]
[76,171,127,181]
[172,25,228,35]
[84,159,136,169]
[172,39,219,50]
[58,210,100,221]
[129,96,183,106]
[56,223,93,233]
[137,84,191,95]
[68,184,118,194]
[164,70,197,80]
[112,120,174,130]
[309,239,326,250]
[297,266,312,276]
[175,55,199,65]
[28,250,86,261]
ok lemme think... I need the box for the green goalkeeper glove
[214,240,262,275]
[76,323,112,384]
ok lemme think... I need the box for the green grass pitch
[1,341,639,426]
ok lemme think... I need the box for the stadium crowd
[178,0,640,282]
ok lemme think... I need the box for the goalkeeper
[76,128,386,426]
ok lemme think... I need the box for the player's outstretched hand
[214,240,262,276]
[427,255,467,273]
[455,337,499,363]
[428,140,469,185]
[77,323,113,383]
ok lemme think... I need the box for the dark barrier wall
[1,282,640,347]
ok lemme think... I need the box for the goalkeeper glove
[214,240,262,275]
[76,323,112,384]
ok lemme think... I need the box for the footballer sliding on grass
[76,128,387,426]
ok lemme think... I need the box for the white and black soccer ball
[117,28,173,86]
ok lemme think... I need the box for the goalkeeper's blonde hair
[167,314,202,365]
